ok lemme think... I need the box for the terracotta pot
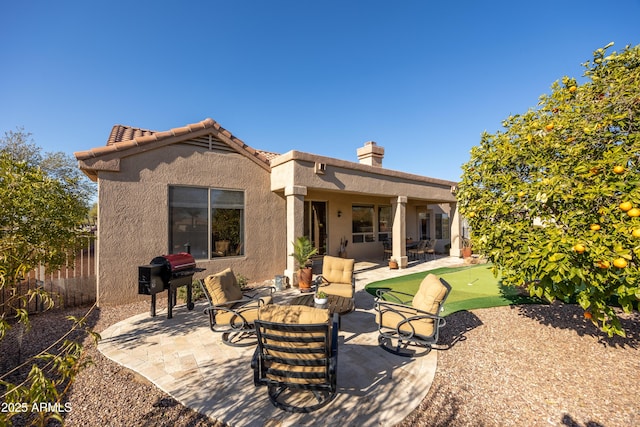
[389,260,399,269]
[462,247,472,258]
[298,267,313,289]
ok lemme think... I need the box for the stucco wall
[96,144,285,306]
[271,151,457,203]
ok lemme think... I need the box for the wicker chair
[374,273,451,356]
[252,304,339,413]
[199,267,273,346]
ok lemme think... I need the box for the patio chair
[252,304,339,413]
[199,267,274,346]
[425,239,437,260]
[408,239,427,261]
[374,273,451,356]
[314,255,355,304]
[382,239,392,260]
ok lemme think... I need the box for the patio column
[449,202,462,257]
[285,185,307,285]
[391,196,408,268]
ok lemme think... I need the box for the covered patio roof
[270,149,458,202]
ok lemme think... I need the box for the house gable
[75,118,276,181]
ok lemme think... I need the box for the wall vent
[315,162,327,174]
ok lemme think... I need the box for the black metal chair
[382,239,392,260]
[374,274,451,357]
[199,268,273,346]
[408,239,428,260]
[252,305,339,413]
[425,239,437,260]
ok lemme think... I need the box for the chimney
[357,141,384,167]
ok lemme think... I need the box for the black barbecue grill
[138,252,204,319]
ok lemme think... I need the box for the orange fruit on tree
[613,258,628,268]
[468,211,476,218]
[598,260,610,269]
[628,208,640,217]
[573,244,586,253]
[632,228,640,238]
[569,85,577,93]
[613,165,625,174]
[619,201,633,211]
[545,123,554,131]
[590,224,601,231]
[584,311,592,319]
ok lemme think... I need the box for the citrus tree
[457,43,640,337]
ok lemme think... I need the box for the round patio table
[288,293,354,315]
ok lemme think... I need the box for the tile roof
[107,124,156,145]
[75,118,278,168]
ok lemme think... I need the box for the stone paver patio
[99,256,462,426]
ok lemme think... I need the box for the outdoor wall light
[337,210,342,218]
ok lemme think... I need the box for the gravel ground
[2,300,639,426]
[399,304,640,427]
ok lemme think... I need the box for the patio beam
[449,202,462,257]
[285,185,307,284]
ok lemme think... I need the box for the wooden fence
[0,232,97,316]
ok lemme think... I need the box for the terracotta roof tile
[107,125,156,145]
[187,122,203,132]
[134,134,157,145]
[76,118,277,169]
[171,126,191,137]
[90,145,117,156]
[258,151,280,161]
[153,130,173,140]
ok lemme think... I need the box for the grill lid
[150,252,196,273]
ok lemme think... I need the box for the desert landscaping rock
[2,299,638,426]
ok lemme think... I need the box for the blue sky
[1,1,638,182]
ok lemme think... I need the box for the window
[352,205,374,243]
[211,189,244,257]
[435,213,450,239]
[169,186,244,259]
[378,205,391,241]
[169,187,208,258]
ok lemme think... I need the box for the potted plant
[461,237,472,258]
[389,258,399,269]
[314,290,328,305]
[291,236,318,291]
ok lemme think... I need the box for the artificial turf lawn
[364,263,543,316]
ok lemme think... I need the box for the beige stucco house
[75,118,461,306]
